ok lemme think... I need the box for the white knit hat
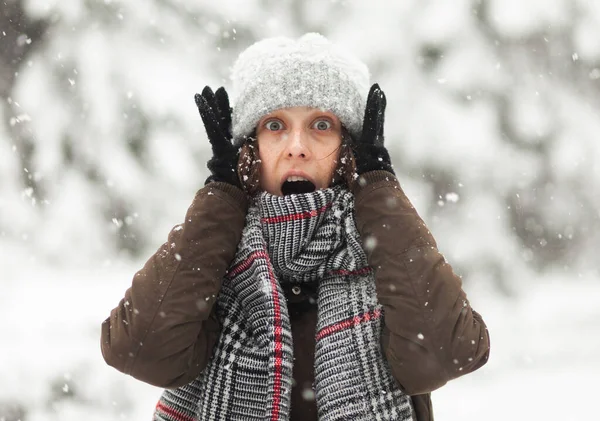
[230,33,370,143]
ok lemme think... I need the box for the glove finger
[201,86,220,121]
[194,93,230,155]
[367,83,379,99]
[374,88,387,146]
[215,87,232,137]
[195,92,217,126]
[201,86,232,141]
[201,86,216,104]
[360,83,381,145]
[194,93,219,138]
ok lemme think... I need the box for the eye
[313,119,332,131]
[265,120,283,131]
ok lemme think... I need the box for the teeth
[286,176,308,182]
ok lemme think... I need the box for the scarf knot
[257,186,354,282]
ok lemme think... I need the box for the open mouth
[281,176,316,195]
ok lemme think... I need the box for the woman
[101,33,490,421]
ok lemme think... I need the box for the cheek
[256,143,279,190]
[257,146,275,173]
[323,155,339,180]
[316,143,342,184]
[256,138,272,167]
[322,140,342,166]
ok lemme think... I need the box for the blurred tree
[1,3,45,174]
[0,0,598,288]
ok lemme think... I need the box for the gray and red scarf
[154,186,413,420]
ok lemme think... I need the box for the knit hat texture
[230,33,370,142]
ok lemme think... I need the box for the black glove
[194,86,242,187]
[353,83,395,176]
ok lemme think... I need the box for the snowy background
[1,0,599,419]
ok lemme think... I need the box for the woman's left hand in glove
[352,83,395,176]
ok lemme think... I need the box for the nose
[285,128,311,159]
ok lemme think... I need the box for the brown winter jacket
[101,170,490,421]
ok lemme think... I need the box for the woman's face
[256,107,342,196]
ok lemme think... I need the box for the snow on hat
[230,33,370,143]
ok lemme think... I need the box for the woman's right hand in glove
[194,86,242,188]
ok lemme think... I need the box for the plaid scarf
[154,186,414,420]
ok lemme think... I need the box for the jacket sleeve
[354,171,490,395]
[101,182,248,388]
